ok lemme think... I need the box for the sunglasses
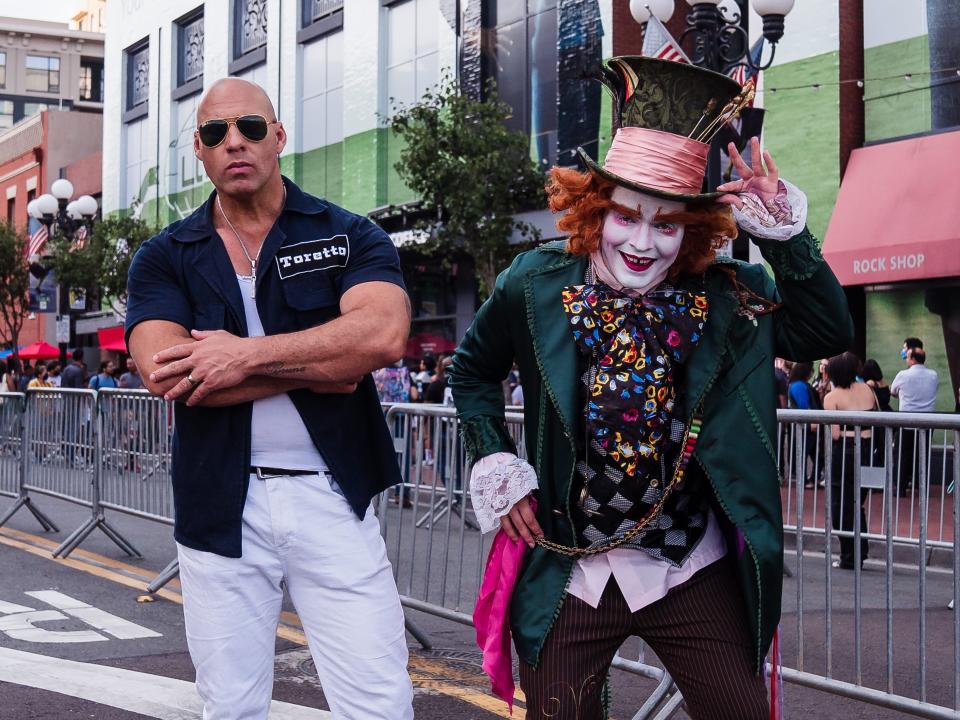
[197,114,277,148]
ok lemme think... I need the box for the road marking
[26,590,162,640]
[0,610,106,643]
[0,646,330,719]
[0,526,526,717]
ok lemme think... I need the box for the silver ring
[186,373,200,387]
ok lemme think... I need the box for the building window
[0,52,6,88]
[7,197,14,224]
[301,31,343,149]
[23,103,49,118]
[178,13,204,86]
[79,58,104,102]
[304,0,342,25]
[0,100,12,129]
[384,0,439,116]
[235,0,267,58]
[126,41,150,115]
[483,0,559,169]
[25,55,61,94]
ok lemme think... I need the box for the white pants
[177,472,413,720]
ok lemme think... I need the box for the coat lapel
[682,267,737,418]
[192,237,248,336]
[524,253,587,439]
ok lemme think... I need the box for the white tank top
[237,274,328,471]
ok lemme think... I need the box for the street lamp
[27,179,100,363]
[633,0,795,73]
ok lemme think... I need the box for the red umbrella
[405,332,456,358]
[18,342,61,360]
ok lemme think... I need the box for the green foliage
[0,222,30,363]
[388,75,547,299]
[48,213,156,310]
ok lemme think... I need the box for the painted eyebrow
[609,202,677,221]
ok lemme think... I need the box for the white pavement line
[26,590,162,640]
[0,647,332,720]
[0,611,107,643]
[0,600,35,614]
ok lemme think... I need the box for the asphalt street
[0,492,955,719]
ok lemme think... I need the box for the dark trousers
[518,558,768,720]
[831,440,871,567]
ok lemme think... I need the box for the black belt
[252,466,320,479]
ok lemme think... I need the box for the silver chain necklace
[216,184,286,299]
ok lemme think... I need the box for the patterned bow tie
[561,283,709,477]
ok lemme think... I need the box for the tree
[48,213,155,315]
[389,75,547,299]
[0,223,31,366]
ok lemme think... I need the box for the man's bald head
[197,78,276,126]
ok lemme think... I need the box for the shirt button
[649,479,659,489]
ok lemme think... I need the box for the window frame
[229,0,268,75]
[78,57,104,103]
[25,54,61,94]
[173,7,205,100]
[298,0,343,44]
[123,38,150,124]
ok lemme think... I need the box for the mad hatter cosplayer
[448,57,853,720]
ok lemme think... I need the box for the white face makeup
[599,186,687,295]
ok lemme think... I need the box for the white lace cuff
[469,452,539,534]
[733,178,808,242]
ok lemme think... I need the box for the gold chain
[535,412,703,559]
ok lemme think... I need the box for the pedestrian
[119,357,144,390]
[125,77,413,719]
[822,352,876,570]
[372,359,411,403]
[449,57,852,719]
[787,361,819,488]
[861,359,891,411]
[27,361,52,389]
[88,361,118,391]
[774,357,790,409]
[891,342,939,496]
[412,354,435,398]
[16,361,32,392]
[60,349,87,389]
[424,355,451,405]
[46,361,62,388]
[1,358,19,392]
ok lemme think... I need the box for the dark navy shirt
[125,177,405,557]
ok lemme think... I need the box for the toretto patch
[275,235,350,279]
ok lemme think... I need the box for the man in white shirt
[891,344,939,494]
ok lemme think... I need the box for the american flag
[641,15,690,64]
[27,224,48,257]
[727,38,765,100]
[75,225,88,249]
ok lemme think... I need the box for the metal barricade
[0,392,57,532]
[778,409,960,719]
[97,389,175,524]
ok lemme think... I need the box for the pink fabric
[603,127,709,195]
[473,499,536,713]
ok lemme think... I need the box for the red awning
[97,326,127,353]
[18,342,60,360]
[822,130,960,286]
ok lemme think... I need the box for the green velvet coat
[448,228,854,672]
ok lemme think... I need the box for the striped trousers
[518,558,768,720]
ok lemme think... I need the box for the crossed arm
[129,281,411,407]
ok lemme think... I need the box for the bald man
[125,78,414,719]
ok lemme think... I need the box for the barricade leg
[0,495,59,533]
[147,558,180,593]
[649,690,684,720]
[404,615,432,651]
[629,671,675,720]
[53,512,142,559]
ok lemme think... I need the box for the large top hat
[579,56,749,202]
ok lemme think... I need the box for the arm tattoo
[266,362,307,376]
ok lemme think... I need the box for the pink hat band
[602,127,709,195]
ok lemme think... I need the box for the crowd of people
[775,335,949,570]
[1,350,144,393]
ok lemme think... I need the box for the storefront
[823,129,960,412]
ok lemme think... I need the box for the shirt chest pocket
[281,277,340,330]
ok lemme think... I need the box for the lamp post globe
[50,178,75,201]
[630,0,676,23]
[66,201,82,220]
[751,0,793,42]
[75,195,99,217]
[36,193,58,217]
[27,199,41,219]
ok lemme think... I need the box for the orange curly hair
[546,166,738,280]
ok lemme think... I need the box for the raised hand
[716,136,781,210]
